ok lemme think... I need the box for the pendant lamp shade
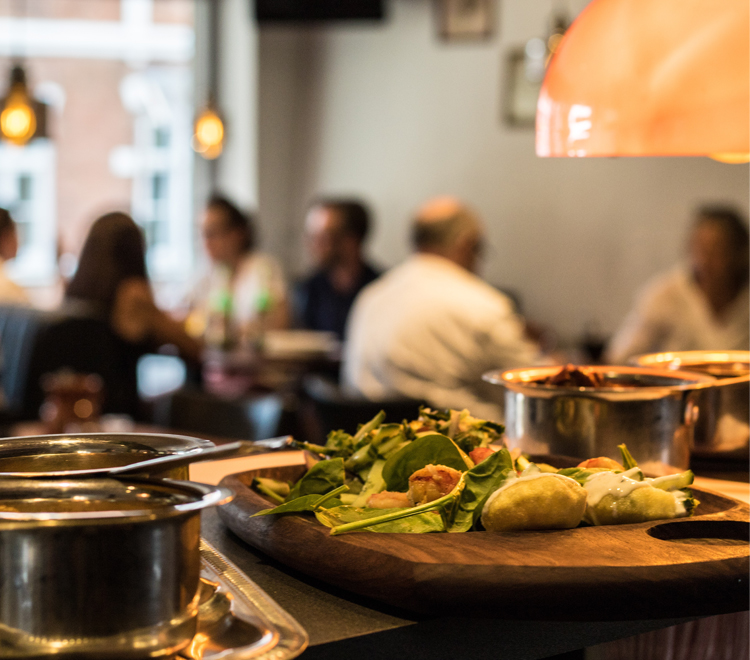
[536,0,750,158]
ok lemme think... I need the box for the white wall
[216,0,259,209]
[258,0,749,344]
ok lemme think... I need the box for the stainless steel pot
[0,477,233,658]
[632,350,750,453]
[483,365,716,473]
[0,432,215,480]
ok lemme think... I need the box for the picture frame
[437,0,494,42]
[503,47,544,127]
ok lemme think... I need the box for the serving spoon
[4,436,296,478]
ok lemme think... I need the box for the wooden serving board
[218,463,749,620]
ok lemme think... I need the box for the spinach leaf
[316,505,444,534]
[252,485,348,517]
[252,494,322,517]
[327,480,465,535]
[447,448,515,532]
[382,433,469,492]
[287,457,345,500]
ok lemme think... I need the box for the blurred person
[342,196,543,422]
[190,195,289,347]
[294,198,380,339]
[607,205,750,363]
[0,208,30,306]
[65,212,203,414]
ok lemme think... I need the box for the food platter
[218,459,749,621]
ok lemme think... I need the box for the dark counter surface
[201,508,699,659]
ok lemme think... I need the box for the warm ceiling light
[709,153,750,164]
[193,106,224,160]
[536,0,750,158]
[1,65,37,146]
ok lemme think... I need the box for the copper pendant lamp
[535,0,750,160]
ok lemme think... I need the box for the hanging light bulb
[545,13,570,66]
[1,65,37,146]
[193,105,224,160]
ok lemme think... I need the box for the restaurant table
[202,344,340,398]
[195,453,749,660]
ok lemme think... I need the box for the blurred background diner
[293,197,380,340]
[187,194,289,348]
[607,205,749,363]
[343,196,543,422]
[66,211,203,417]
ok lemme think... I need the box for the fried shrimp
[576,456,624,470]
[407,464,462,506]
[366,491,411,509]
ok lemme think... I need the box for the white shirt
[607,265,750,363]
[191,252,287,329]
[342,253,542,422]
[0,259,30,307]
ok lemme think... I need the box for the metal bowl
[0,477,233,658]
[0,432,215,480]
[483,365,716,473]
[632,351,750,453]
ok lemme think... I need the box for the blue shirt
[294,263,380,340]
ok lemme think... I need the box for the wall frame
[437,0,494,42]
[503,48,544,127]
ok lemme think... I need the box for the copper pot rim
[0,476,233,524]
[631,350,750,385]
[483,364,716,400]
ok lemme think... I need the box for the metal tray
[179,540,308,660]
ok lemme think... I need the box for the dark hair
[312,198,371,242]
[0,207,15,236]
[206,194,255,252]
[65,212,148,314]
[695,204,750,247]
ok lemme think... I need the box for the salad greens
[250,407,699,534]
[381,434,470,492]
[252,485,349,517]
[321,447,516,536]
[316,506,446,534]
[286,457,345,500]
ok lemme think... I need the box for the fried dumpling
[481,473,587,532]
[583,467,696,526]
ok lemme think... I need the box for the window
[0,0,195,296]
[0,141,57,285]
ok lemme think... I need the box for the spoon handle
[110,436,293,475]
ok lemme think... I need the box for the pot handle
[208,485,235,508]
